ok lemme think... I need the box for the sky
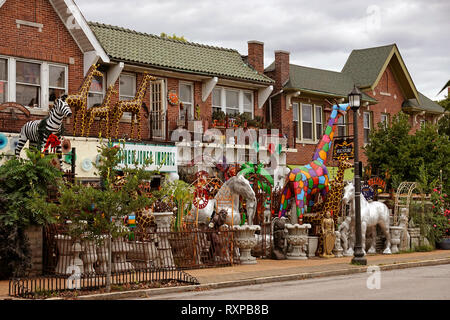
[75,0,450,101]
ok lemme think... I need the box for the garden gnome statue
[321,211,336,258]
[271,218,287,260]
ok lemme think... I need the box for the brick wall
[247,41,264,74]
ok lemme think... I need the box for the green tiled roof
[341,44,395,88]
[403,92,445,114]
[266,62,377,103]
[88,22,274,84]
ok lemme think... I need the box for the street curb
[46,257,450,300]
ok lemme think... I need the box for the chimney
[274,50,290,90]
[247,40,264,74]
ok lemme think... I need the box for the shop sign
[113,142,177,173]
[332,138,354,160]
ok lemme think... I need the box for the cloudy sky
[76,0,449,101]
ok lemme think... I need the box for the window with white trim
[363,111,372,144]
[302,103,313,140]
[294,102,323,142]
[16,61,41,108]
[315,105,323,138]
[179,82,193,121]
[88,73,105,108]
[243,91,253,118]
[381,113,389,129]
[0,58,7,104]
[420,119,426,128]
[119,74,136,101]
[212,88,222,114]
[211,87,254,119]
[49,65,66,104]
[337,114,346,138]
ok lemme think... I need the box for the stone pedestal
[285,223,311,260]
[307,236,319,257]
[81,240,97,275]
[111,237,134,272]
[25,225,44,276]
[233,224,261,265]
[390,226,403,254]
[153,212,175,269]
[128,241,159,269]
[333,231,344,257]
[96,239,109,274]
[67,240,84,275]
[55,234,73,275]
[408,227,421,250]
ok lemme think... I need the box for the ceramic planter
[285,223,311,260]
[233,224,261,264]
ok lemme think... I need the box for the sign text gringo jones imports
[114,142,177,173]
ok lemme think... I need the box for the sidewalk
[2,250,450,300]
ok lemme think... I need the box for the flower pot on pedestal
[55,235,73,275]
[81,240,97,275]
[153,212,176,269]
[390,226,403,254]
[285,223,311,260]
[307,236,319,257]
[233,224,261,264]
[111,237,135,272]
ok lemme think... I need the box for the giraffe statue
[84,84,118,138]
[314,159,353,256]
[278,103,350,224]
[113,73,156,140]
[66,64,103,136]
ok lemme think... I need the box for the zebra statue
[15,95,72,159]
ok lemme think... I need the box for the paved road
[136,264,450,300]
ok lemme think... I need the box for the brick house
[0,0,280,180]
[264,44,445,174]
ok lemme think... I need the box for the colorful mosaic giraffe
[66,64,103,136]
[113,73,156,140]
[84,85,118,138]
[278,103,350,223]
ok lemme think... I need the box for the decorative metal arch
[393,182,424,224]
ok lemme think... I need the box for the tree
[0,149,62,278]
[437,93,450,137]
[364,112,450,195]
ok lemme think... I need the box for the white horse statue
[187,174,257,226]
[342,182,392,254]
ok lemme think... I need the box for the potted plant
[212,110,226,128]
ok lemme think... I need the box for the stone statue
[271,218,287,260]
[208,209,229,262]
[321,211,336,258]
[338,215,354,256]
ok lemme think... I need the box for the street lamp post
[348,85,367,265]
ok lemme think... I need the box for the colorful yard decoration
[278,103,350,223]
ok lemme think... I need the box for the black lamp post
[348,85,367,265]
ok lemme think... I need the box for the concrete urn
[233,224,261,264]
[285,223,311,260]
[390,226,403,254]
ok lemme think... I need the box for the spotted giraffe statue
[84,84,118,138]
[66,64,103,136]
[113,73,156,140]
[278,103,350,224]
[315,159,353,256]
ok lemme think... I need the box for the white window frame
[212,88,222,114]
[48,63,68,106]
[179,81,194,121]
[381,113,389,129]
[363,111,372,145]
[337,114,347,138]
[295,102,324,144]
[212,86,255,119]
[315,105,323,139]
[88,70,105,108]
[0,58,8,104]
[0,55,68,113]
[301,103,313,141]
[149,78,166,138]
[225,88,240,116]
[119,73,136,101]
